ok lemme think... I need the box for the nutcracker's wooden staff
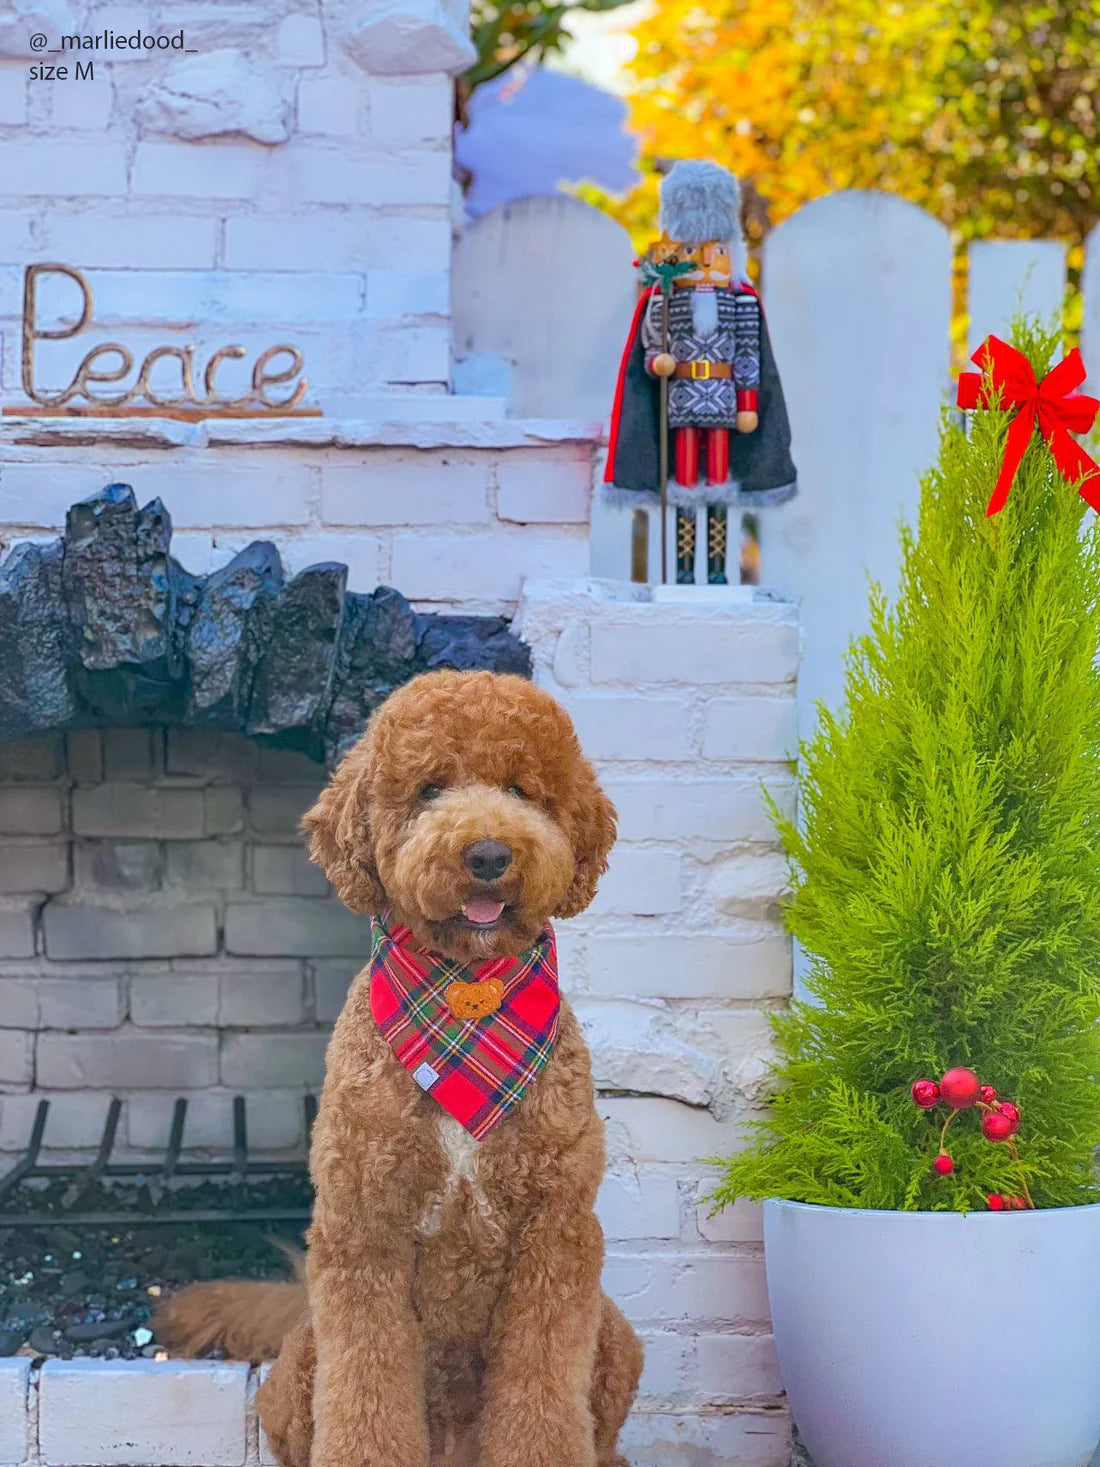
[648,254,694,585]
[659,284,670,584]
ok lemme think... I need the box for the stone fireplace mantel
[0,483,529,766]
[0,413,602,453]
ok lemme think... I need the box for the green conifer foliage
[714,322,1100,1212]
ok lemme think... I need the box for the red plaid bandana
[368,915,560,1140]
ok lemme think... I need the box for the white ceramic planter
[764,1198,1100,1467]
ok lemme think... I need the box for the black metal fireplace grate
[0,1095,316,1228]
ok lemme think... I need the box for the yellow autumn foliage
[606,0,1100,254]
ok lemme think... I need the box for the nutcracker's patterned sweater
[640,282,760,429]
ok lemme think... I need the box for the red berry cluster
[910,1067,1032,1208]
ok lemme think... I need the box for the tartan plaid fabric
[369,915,560,1141]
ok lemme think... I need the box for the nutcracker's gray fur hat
[659,160,743,249]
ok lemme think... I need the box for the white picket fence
[454,189,1099,739]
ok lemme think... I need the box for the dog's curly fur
[156,670,643,1467]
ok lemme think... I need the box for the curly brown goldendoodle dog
[156,670,644,1467]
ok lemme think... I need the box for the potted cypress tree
[713,321,1100,1467]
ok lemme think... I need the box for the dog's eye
[419,783,442,802]
[508,784,528,800]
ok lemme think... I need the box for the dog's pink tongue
[463,897,505,925]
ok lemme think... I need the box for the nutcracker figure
[605,161,797,584]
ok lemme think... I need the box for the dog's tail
[154,1250,308,1362]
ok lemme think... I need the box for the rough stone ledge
[0,484,529,765]
[0,1357,792,1467]
[0,416,603,452]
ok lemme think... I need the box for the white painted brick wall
[584,933,790,999]
[696,1332,784,1399]
[39,1358,249,1466]
[587,847,683,916]
[219,1030,329,1089]
[495,447,593,524]
[224,898,370,957]
[624,1408,789,1467]
[0,1359,29,1467]
[390,525,589,606]
[311,957,361,1022]
[603,1253,770,1326]
[513,579,798,1435]
[0,904,35,959]
[1,141,129,197]
[366,77,454,149]
[131,142,264,200]
[597,1172,681,1240]
[43,902,221,960]
[33,214,221,270]
[275,12,326,66]
[561,693,693,761]
[297,74,364,136]
[224,211,452,279]
[0,0,467,405]
[0,787,64,835]
[0,1031,32,1085]
[702,695,800,763]
[588,613,798,687]
[599,1096,748,1166]
[36,1031,220,1090]
[603,775,796,844]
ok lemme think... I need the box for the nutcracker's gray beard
[692,288,719,338]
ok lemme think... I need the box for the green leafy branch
[465,0,635,95]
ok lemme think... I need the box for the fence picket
[968,240,1067,353]
[754,190,952,737]
[452,194,638,420]
[1080,223,1100,393]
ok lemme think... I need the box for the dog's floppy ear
[556,751,617,919]
[301,732,386,914]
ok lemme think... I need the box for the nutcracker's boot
[704,428,731,584]
[675,506,697,584]
[706,505,729,585]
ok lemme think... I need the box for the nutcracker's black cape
[604,284,798,506]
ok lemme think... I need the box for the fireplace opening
[0,483,533,1362]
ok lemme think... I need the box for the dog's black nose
[463,839,513,882]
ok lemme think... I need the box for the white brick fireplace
[0,585,796,1466]
[0,2,798,1462]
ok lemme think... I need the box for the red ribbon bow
[956,335,1100,517]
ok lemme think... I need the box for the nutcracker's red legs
[705,427,730,485]
[675,428,729,487]
[674,427,699,486]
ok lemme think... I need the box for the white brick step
[0,1341,789,1467]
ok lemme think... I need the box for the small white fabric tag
[413,1061,439,1090]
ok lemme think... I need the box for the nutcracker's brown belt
[673,361,733,380]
